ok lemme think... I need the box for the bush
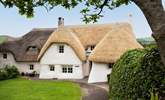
[109,46,165,100]
[0,65,19,80]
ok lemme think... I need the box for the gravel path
[77,82,109,100]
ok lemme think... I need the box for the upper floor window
[29,64,34,70]
[58,45,64,53]
[3,53,7,59]
[26,46,39,54]
[49,65,55,71]
[91,45,95,50]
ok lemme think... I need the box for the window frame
[29,64,34,70]
[58,45,64,53]
[62,65,73,73]
[3,53,7,59]
[49,65,55,71]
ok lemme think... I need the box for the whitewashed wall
[0,52,16,68]
[39,64,83,79]
[39,43,84,79]
[82,60,91,77]
[0,52,40,74]
[88,62,112,83]
[40,44,82,64]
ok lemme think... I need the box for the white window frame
[62,65,73,73]
[3,53,7,59]
[29,64,34,70]
[58,45,64,53]
[49,65,55,71]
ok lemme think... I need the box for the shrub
[0,65,19,80]
[109,46,165,100]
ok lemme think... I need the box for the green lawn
[0,78,81,100]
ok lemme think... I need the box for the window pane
[30,64,34,70]
[3,53,7,59]
[59,45,64,53]
[49,65,55,71]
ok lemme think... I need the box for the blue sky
[0,1,165,38]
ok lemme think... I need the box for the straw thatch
[69,23,113,48]
[0,28,53,62]
[88,23,143,63]
[38,27,86,61]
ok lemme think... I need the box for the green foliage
[0,0,130,23]
[109,46,165,100]
[0,65,19,80]
[0,36,7,44]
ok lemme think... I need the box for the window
[108,63,114,68]
[91,45,95,50]
[3,53,7,59]
[49,65,55,71]
[29,64,34,70]
[59,45,64,53]
[62,65,73,73]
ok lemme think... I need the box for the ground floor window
[49,65,55,71]
[62,65,73,73]
[29,64,34,70]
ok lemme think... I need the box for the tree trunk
[134,0,165,65]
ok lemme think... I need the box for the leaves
[109,46,165,99]
[0,0,131,23]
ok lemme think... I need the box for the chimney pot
[58,17,64,27]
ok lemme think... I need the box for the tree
[1,0,165,64]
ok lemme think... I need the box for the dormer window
[3,53,7,59]
[58,45,64,53]
[91,45,95,50]
[26,46,39,54]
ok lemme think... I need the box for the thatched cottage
[0,17,143,83]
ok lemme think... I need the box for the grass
[0,78,81,100]
[0,36,7,44]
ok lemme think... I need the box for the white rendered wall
[0,52,16,68]
[39,43,84,79]
[0,52,40,74]
[88,62,112,83]
[40,44,82,65]
[82,60,91,77]
[39,64,83,79]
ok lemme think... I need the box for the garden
[0,66,81,100]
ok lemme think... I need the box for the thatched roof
[38,27,86,61]
[69,23,113,48]
[0,22,143,62]
[0,28,53,62]
[88,23,143,63]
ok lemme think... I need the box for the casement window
[108,63,114,68]
[58,45,64,53]
[49,65,55,71]
[29,64,34,70]
[91,45,95,50]
[62,65,73,73]
[3,53,7,59]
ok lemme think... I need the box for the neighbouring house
[0,17,143,83]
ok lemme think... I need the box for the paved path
[77,82,109,100]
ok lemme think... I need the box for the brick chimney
[58,17,64,27]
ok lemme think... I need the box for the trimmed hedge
[109,46,165,100]
[0,65,19,80]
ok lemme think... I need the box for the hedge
[0,65,19,80]
[109,46,165,100]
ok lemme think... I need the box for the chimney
[58,17,64,27]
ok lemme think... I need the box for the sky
[0,1,165,38]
